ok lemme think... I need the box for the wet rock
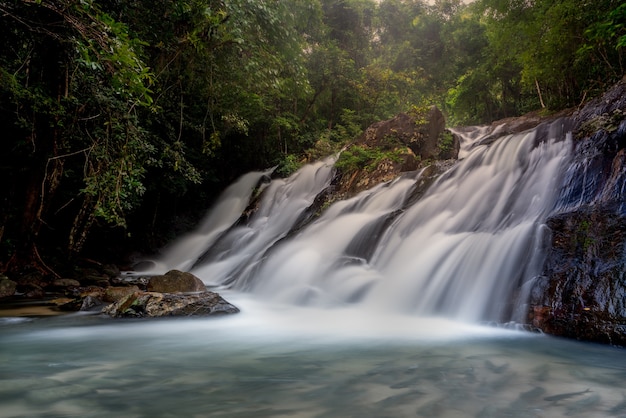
[101,264,121,278]
[102,290,239,318]
[59,294,107,312]
[58,286,107,311]
[24,286,45,299]
[73,295,102,311]
[530,210,626,345]
[111,275,149,289]
[146,270,206,293]
[103,286,140,303]
[471,107,575,146]
[529,78,626,345]
[59,285,142,312]
[75,286,106,299]
[327,106,459,201]
[0,275,17,298]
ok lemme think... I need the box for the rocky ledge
[102,290,239,318]
[527,77,626,345]
[58,270,239,318]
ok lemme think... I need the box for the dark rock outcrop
[56,269,239,318]
[102,290,239,318]
[528,77,626,345]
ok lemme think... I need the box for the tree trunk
[535,78,546,109]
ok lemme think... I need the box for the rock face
[528,78,626,345]
[359,106,458,161]
[146,270,207,293]
[102,290,240,318]
[56,270,239,319]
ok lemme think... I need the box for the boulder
[331,106,459,198]
[103,286,140,303]
[0,276,17,298]
[358,106,459,161]
[147,270,206,293]
[58,286,106,311]
[102,290,240,318]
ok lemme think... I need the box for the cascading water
[7,119,626,418]
[136,119,573,324]
[136,168,275,273]
[136,157,337,279]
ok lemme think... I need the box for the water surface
[2,295,626,418]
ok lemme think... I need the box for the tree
[0,0,154,274]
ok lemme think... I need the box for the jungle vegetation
[0,0,624,273]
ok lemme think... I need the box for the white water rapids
[136,120,573,324]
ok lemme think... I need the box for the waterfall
[135,157,337,278]
[137,120,573,324]
[133,168,275,274]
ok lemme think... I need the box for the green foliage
[408,105,431,125]
[469,0,624,118]
[335,145,405,173]
[438,130,455,154]
[1,0,625,265]
[275,154,304,177]
[579,3,626,83]
[305,135,343,161]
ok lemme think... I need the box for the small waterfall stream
[138,119,574,324]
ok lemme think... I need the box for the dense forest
[0,0,624,276]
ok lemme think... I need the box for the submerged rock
[102,290,239,318]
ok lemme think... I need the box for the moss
[577,109,626,139]
[578,219,595,252]
[335,145,406,173]
[407,104,431,125]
